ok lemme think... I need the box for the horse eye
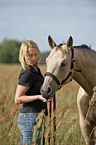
[60,61,67,67]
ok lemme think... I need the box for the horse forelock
[58,43,63,47]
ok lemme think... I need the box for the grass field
[0,63,86,145]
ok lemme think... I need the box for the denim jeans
[18,113,42,145]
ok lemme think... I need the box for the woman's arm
[15,84,46,104]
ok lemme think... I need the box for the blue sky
[0,0,96,52]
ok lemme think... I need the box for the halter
[44,47,81,89]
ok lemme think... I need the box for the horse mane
[58,42,95,53]
[73,44,90,49]
[59,42,90,50]
[73,44,96,52]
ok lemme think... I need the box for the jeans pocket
[18,113,26,131]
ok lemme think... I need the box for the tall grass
[0,64,86,145]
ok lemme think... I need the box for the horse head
[40,35,74,99]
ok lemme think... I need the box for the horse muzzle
[40,85,54,99]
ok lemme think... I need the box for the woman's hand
[39,95,46,102]
[39,95,52,102]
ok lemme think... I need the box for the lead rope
[48,98,52,144]
[53,95,56,144]
[42,103,48,145]
[42,94,56,145]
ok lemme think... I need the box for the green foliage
[0,38,50,64]
[40,51,50,64]
[0,38,22,63]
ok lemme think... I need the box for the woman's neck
[29,65,38,72]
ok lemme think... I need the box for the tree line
[0,38,50,64]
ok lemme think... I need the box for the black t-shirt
[18,66,47,113]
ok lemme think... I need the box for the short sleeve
[18,69,34,87]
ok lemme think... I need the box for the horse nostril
[47,87,52,95]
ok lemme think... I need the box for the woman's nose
[32,55,36,59]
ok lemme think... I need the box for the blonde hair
[19,40,41,69]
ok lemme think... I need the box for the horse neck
[72,47,96,96]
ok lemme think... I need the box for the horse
[40,35,96,145]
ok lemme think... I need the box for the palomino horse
[41,35,96,145]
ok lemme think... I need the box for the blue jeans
[18,113,42,145]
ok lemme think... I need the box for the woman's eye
[29,54,33,57]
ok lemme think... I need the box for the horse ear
[48,35,57,49]
[66,36,73,48]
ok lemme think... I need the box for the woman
[15,40,47,145]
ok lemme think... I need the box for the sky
[0,0,96,52]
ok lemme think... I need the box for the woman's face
[25,47,39,67]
